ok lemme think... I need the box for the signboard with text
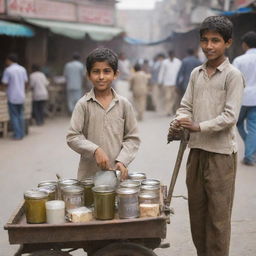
[7,0,76,21]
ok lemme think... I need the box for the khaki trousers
[186,149,237,256]
[163,86,178,116]
[133,94,147,121]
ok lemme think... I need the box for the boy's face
[200,31,232,62]
[88,61,118,92]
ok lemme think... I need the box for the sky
[116,0,161,10]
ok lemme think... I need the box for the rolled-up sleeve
[66,101,99,158]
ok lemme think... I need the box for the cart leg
[14,245,24,256]
[92,242,158,256]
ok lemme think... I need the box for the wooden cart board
[4,201,167,245]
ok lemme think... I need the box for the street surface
[0,111,255,256]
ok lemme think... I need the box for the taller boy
[168,16,244,256]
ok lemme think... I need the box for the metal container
[116,187,139,219]
[128,172,146,182]
[58,179,79,199]
[119,180,141,191]
[24,190,48,224]
[62,185,84,212]
[92,185,115,220]
[79,178,94,207]
[38,185,56,201]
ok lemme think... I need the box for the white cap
[45,200,65,209]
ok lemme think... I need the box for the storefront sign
[0,0,5,13]
[7,0,76,21]
[78,4,114,25]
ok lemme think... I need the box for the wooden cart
[5,192,171,256]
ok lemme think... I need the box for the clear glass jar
[119,180,140,191]
[38,181,58,199]
[38,185,56,200]
[139,192,160,218]
[62,185,84,212]
[58,178,79,199]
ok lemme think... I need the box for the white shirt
[30,71,49,101]
[158,57,181,86]
[64,60,84,90]
[2,63,28,104]
[232,48,256,106]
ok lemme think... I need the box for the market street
[0,111,256,256]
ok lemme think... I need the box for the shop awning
[0,20,35,37]
[25,18,123,41]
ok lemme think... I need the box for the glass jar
[141,179,160,187]
[38,185,56,201]
[119,180,141,191]
[116,187,139,219]
[38,181,58,199]
[128,172,146,182]
[79,178,94,207]
[140,185,160,203]
[24,190,48,224]
[62,185,84,212]
[139,192,160,218]
[58,179,79,199]
[92,185,116,220]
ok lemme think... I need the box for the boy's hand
[115,162,128,181]
[94,147,111,170]
[178,118,200,132]
[168,119,183,143]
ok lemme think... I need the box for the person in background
[1,53,28,140]
[232,31,256,166]
[151,53,165,112]
[114,52,132,100]
[130,63,151,121]
[168,16,244,256]
[176,48,202,97]
[158,50,181,116]
[30,64,49,125]
[64,52,85,114]
[66,48,140,187]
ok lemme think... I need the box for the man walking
[233,31,256,166]
[1,54,28,140]
[64,52,85,114]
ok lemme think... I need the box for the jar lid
[24,189,48,199]
[120,180,140,188]
[45,200,65,210]
[38,185,56,193]
[59,179,78,186]
[38,180,58,187]
[62,185,84,194]
[128,172,146,180]
[141,179,160,187]
[139,192,158,199]
[80,178,94,186]
[140,185,159,191]
[92,185,115,193]
[116,187,138,195]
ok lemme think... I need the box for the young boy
[168,16,244,256]
[66,48,140,185]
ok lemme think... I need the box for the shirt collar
[245,48,256,54]
[85,88,119,102]
[199,58,230,72]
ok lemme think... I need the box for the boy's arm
[115,103,140,167]
[199,70,244,132]
[66,101,99,158]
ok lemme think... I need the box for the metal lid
[38,180,58,187]
[116,187,138,195]
[92,185,115,193]
[80,178,94,186]
[24,189,48,199]
[38,185,56,193]
[58,179,79,186]
[139,192,158,199]
[140,185,159,192]
[128,172,146,180]
[120,180,140,188]
[141,179,160,187]
[61,185,84,194]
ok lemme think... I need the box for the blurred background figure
[233,31,256,166]
[158,50,181,116]
[115,52,132,100]
[151,53,165,112]
[1,53,28,140]
[130,63,151,121]
[176,48,202,98]
[64,52,85,114]
[30,64,49,126]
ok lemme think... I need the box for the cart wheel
[93,242,158,256]
[29,250,72,256]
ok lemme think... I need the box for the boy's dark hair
[134,63,141,72]
[200,16,233,42]
[242,31,256,48]
[86,48,118,74]
[7,53,18,63]
[31,64,40,72]
[72,52,80,60]
[187,48,195,55]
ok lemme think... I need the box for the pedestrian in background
[232,31,256,166]
[64,52,85,114]
[130,63,151,121]
[114,52,132,101]
[30,64,49,126]
[158,50,181,116]
[1,53,28,140]
[176,48,202,97]
[168,16,244,256]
